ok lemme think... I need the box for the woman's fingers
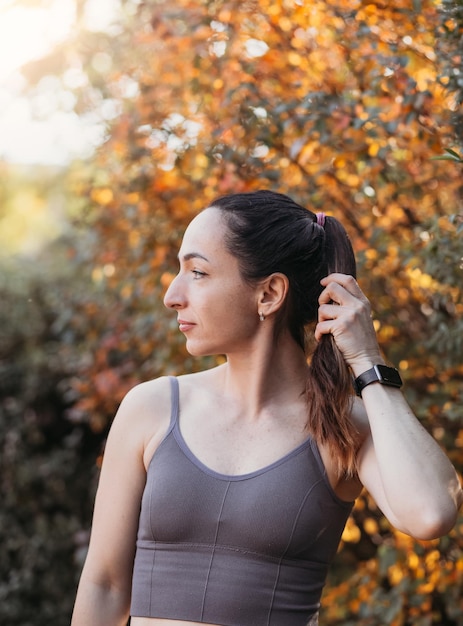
[319,273,369,307]
[315,274,381,369]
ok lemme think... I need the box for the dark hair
[209,190,360,476]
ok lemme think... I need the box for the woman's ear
[258,273,289,317]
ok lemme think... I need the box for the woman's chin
[185,342,215,358]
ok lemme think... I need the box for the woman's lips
[178,319,195,332]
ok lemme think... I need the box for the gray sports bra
[130,377,353,625]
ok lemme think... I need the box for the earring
[259,312,265,322]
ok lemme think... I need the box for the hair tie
[316,212,326,227]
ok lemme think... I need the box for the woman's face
[163,208,261,357]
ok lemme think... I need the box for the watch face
[375,364,402,386]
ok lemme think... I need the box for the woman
[71,190,462,626]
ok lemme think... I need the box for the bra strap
[168,376,180,430]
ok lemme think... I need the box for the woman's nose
[163,274,184,309]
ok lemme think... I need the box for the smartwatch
[354,364,403,397]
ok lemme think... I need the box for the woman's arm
[317,273,463,539]
[71,377,172,625]
[353,389,462,539]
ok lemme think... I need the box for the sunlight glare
[0,0,75,83]
[0,0,122,164]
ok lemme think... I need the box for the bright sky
[0,0,119,165]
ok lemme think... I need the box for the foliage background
[1,0,462,624]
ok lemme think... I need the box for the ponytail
[305,216,361,478]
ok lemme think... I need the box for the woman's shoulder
[121,366,221,411]
[119,375,173,416]
[111,376,174,460]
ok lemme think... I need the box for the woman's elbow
[408,504,459,541]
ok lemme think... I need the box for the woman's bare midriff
[131,618,219,626]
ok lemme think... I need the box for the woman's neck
[216,331,309,419]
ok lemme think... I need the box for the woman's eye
[192,270,206,278]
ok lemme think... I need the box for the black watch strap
[354,364,402,397]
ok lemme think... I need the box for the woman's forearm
[71,577,130,626]
[360,384,462,537]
